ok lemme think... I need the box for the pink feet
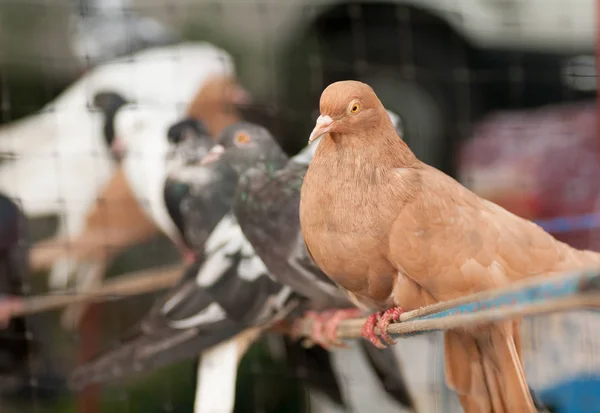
[361,306,405,349]
[291,306,405,349]
[362,313,382,348]
[294,308,363,349]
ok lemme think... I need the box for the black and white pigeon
[113,104,244,263]
[0,41,236,292]
[162,118,236,260]
[69,0,180,68]
[68,123,295,392]
[232,123,415,412]
[38,90,129,328]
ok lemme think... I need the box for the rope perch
[0,264,185,317]
[292,268,600,343]
[3,264,600,344]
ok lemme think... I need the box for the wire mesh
[0,0,598,412]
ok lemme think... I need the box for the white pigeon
[0,42,236,289]
[68,0,180,68]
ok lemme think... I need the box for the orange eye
[349,101,361,114]
[235,131,251,145]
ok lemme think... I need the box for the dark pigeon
[163,118,234,255]
[68,122,295,389]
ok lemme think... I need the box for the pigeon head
[308,80,391,143]
[166,117,214,167]
[295,108,403,167]
[93,91,129,160]
[167,118,211,145]
[200,122,287,175]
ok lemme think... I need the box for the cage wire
[0,0,598,413]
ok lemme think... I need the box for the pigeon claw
[361,307,404,348]
[376,307,404,346]
[362,312,387,348]
[298,309,362,349]
[322,308,363,347]
[306,311,328,347]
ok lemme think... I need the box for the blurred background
[0,0,599,412]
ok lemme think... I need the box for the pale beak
[200,144,225,166]
[308,115,334,144]
[111,137,127,159]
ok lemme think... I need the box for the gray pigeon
[233,137,416,411]
[163,117,224,257]
[68,122,293,389]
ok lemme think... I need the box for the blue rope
[392,269,600,338]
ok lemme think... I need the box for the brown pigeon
[298,80,600,413]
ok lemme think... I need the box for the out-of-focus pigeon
[68,123,295,393]
[109,103,188,256]
[112,75,250,260]
[233,140,347,308]
[30,74,249,328]
[162,118,231,259]
[27,91,130,274]
[0,42,237,292]
[15,90,129,330]
[69,0,180,68]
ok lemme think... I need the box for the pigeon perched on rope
[299,80,574,412]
